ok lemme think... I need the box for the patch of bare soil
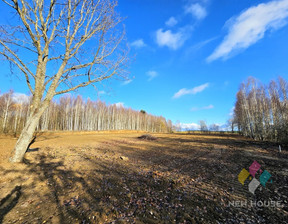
[0,132,287,223]
[137,134,157,141]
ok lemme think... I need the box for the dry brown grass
[0,132,287,223]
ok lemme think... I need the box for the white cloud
[191,37,217,51]
[165,17,178,27]
[183,36,217,58]
[172,83,209,99]
[207,0,288,62]
[131,39,146,48]
[190,107,199,111]
[146,70,158,81]
[98,90,106,95]
[191,104,214,111]
[155,28,190,50]
[115,102,124,108]
[229,106,235,116]
[203,104,214,110]
[122,79,132,85]
[12,93,30,103]
[185,3,207,20]
[181,123,200,130]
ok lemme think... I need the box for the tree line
[0,90,172,134]
[234,76,288,143]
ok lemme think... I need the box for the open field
[0,132,287,223]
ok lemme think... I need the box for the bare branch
[0,52,33,93]
[1,0,128,103]
[0,39,35,78]
[2,0,16,8]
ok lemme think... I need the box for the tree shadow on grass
[1,133,287,223]
[112,134,288,223]
[0,151,225,223]
[0,185,22,223]
[22,155,95,223]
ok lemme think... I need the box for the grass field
[0,132,287,223]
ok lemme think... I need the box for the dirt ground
[0,131,287,224]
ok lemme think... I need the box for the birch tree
[234,76,288,143]
[0,0,128,162]
[1,90,13,133]
[199,120,208,132]
[0,90,172,135]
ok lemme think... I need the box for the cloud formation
[146,70,158,81]
[185,3,207,20]
[156,28,190,50]
[165,17,178,27]
[181,123,200,130]
[131,39,146,48]
[207,0,288,62]
[172,83,209,99]
[191,104,214,111]
[155,1,208,50]
[229,106,235,116]
[12,93,30,103]
[115,102,124,108]
[122,79,132,85]
[98,90,106,95]
[203,104,214,110]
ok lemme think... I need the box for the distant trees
[227,117,236,133]
[209,123,219,132]
[199,120,208,132]
[0,91,30,135]
[1,90,13,133]
[0,91,172,134]
[173,120,181,132]
[234,76,288,143]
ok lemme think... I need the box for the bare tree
[0,90,173,136]
[173,120,181,132]
[199,120,208,132]
[234,76,288,143]
[209,123,219,132]
[227,117,236,133]
[0,0,128,162]
[1,90,13,133]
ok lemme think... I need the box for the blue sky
[1,0,288,129]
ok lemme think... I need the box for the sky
[1,0,288,129]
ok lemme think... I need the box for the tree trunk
[9,112,42,163]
